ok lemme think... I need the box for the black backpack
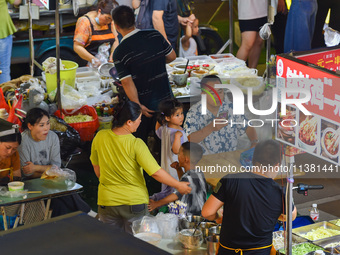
[136,0,153,29]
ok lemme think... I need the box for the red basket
[55,105,99,142]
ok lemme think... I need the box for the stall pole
[28,0,34,76]
[216,0,233,54]
[55,0,62,111]
[285,149,294,255]
[266,0,271,87]
[229,0,233,53]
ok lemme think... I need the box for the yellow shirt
[0,0,17,39]
[90,129,160,206]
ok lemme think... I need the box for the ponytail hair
[112,101,141,128]
[22,108,50,131]
[157,99,183,125]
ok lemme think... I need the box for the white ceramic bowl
[171,71,188,87]
[8,181,24,191]
[321,127,339,159]
[191,69,209,79]
[298,137,316,153]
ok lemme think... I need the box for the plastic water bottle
[310,203,320,222]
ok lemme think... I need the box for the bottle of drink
[96,105,102,116]
[103,107,109,117]
[310,203,319,222]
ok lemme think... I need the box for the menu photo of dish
[277,103,297,145]
[320,119,339,163]
[298,112,318,153]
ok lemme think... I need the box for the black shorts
[239,16,267,33]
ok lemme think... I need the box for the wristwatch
[251,139,259,145]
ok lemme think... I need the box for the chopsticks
[0,168,11,173]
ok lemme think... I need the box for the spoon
[184,59,190,74]
[192,218,205,236]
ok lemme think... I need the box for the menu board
[276,54,340,164]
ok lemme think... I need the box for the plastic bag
[324,27,340,47]
[50,115,81,160]
[0,87,10,113]
[88,43,110,68]
[132,216,160,235]
[259,23,272,40]
[42,57,65,74]
[41,165,76,186]
[60,82,87,110]
[155,212,179,239]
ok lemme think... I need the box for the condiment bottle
[96,105,102,117]
[310,203,319,222]
[103,107,109,117]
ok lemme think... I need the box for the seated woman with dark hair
[18,108,91,218]
[0,132,22,184]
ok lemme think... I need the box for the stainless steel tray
[277,242,324,255]
[273,230,308,250]
[313,235,340,254]
[292,221,340,241]
[329,219,340,227]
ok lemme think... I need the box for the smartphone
[218,111,228,119]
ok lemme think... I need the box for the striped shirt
[174,169,208,215]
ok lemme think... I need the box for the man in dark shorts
[111,5,176,143]
[202,139,297,255]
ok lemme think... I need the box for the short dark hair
[112,101,141,128]
[22,108,50,130]
[200,75,222,89]
[0,132,21,145]
[157,99,183,125]
[252,140,281,166]
[111,5,135,29]
[97,0,119,15]
[182,142,203,165]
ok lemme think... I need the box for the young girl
[151,99,188,201]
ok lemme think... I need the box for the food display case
[313,235,340,254]
[292,221,340,242]
[330,219,340,227]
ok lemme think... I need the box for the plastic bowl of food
[134,232,162,246]
[8,181,24,191]
[321,127,339,159]
[178,229,203,249]
[231,76,265,96]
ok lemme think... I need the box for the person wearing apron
[202,140,297,255]
[74,0,119,67]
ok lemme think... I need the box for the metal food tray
[292,221,340,242]
[313,235,340,254]
[277,241,324,255]
[273,230,308,251]
[329,219,340,227]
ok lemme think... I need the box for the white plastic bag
[155,212,179,239]
[60,82,87,110]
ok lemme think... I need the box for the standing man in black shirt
[202,140,297,255]
[111,5,176,143]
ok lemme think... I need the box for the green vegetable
[64,114,93,123]
[279,243,322,255]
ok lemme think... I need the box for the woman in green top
[90,101,191,234]
[0,0,20,83]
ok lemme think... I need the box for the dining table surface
[0,178,83,207]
